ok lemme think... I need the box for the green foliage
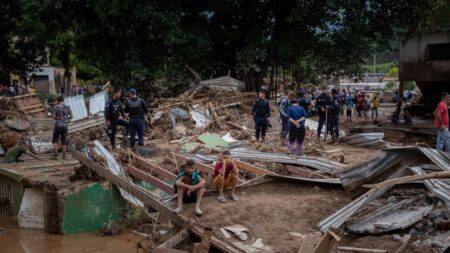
[361,62,399,74]
[0,0,447,93]
[404,81,415,91]
[385,82,396,91]
[387,67,399,77]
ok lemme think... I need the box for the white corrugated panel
[64,95,88,122]
[89,91,108,115]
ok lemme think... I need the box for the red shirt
[214,162,234,178]
[435,101,449,128]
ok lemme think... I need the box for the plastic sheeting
[89,91,108,116]
[190,105,211,128]
[65,95,88,122]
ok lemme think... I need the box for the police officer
[278,90,289,144]
[252,91,270,142]
[329,89,341,143]
[124,88,149,148]
[105,88,128,150]
[315,87,331,142]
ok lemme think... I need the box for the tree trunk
[394,81,404,118]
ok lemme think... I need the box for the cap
[128,88,137,95]
[186,159,195,167]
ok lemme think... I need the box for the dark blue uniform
[278,96,289,139]
[252,98,270,141]
[315,93,331,138]
[105,98,128,147]
[329,95,341,139]
[124,97,149,147]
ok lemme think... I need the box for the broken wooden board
[312,231,336,253]
[336,246,387,253]
[157,228,190,249]
[14,94,45,118]
[298,235,316,253]
[234,160,275,176]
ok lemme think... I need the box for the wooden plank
[133,155,177,180]
[336,246,387,253]
[234,160,275,176]
[364,171,450,189]
[298,235,316,253]
[199,227,213,253]
[126,164,174,194]
[18,104,43,111]
[313,231,336,253]
[286,165,330,179]
[157,228,190,249]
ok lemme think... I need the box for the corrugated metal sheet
[93,140,144,207]
[194,148,347,173]
[0,175,14,215]
[65,95,88,122]
[410,166,450,203]
[340,132,386,148]
[89,91,108,115]
[305,119,346,139]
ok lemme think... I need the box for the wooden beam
[336,246,387,253]
[313,231,336,253]
[234,160,275,176]
[208,102,223,130]
[157,228,190,249]
[364,171,450,189]
[298,235,316,253]
[133,154,177,180]
[199,227,213,253]
[126,164,174,194]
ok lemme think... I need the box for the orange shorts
[213,175,235,189]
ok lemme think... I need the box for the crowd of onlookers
[0,80,36,97]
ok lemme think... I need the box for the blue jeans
[329,114,340,138]
[129,118,144,147]
[107,118,128,146]
[436,128,450,153]
[317,113,326,137]
[280,115,289,139]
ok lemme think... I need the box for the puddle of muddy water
[0,216,142,253]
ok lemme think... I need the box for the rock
[409,228,418,237]
[415,222,424,230]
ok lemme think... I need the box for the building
[400,31,450,111]
[28,65,76,95]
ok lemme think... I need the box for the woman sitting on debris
[287,99,307,156]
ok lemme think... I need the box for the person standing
[287,99,307,156]
[315,87,331,142]
[329,89,341,143]
[346,93,354,122]
[278,90,290,145]
[52,96,73,159]
[371,96,380,119]
[252,91,270,142]
[434,92,450,153]
[105,89,128,150]
[124,89,149,148]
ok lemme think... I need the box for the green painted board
[61,182,124,234]
[198,133,228,150]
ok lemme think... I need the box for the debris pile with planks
[317,147,450,252]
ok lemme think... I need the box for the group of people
[0,80,36,97]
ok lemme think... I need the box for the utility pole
[373,49,376,75]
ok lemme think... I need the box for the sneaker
[229,194,239,202]
[194,208,203,216]
[217,195,226,203]
[173,207,183,214]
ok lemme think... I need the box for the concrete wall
[400,32,450,82]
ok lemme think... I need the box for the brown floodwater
[0,216,142,253]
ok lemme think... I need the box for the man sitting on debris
[105,88,128,150]
[213,150,239,203]
[124,88,149,148]
[434,92,450,153]
[278,89,290,145]
[52,96,73,159]
[174,159,206,216]
[252,91,270,142]
[315,87,331,142]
